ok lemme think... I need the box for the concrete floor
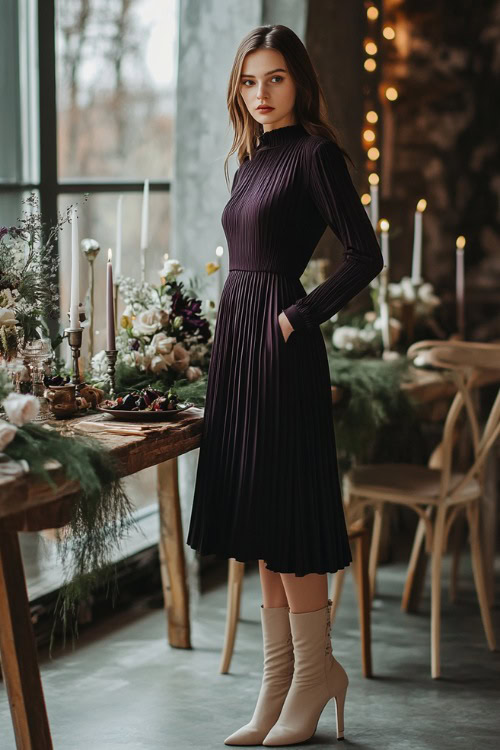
[1,552,499,750]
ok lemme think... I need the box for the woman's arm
[282,138,384,332]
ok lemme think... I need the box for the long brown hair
[224,24,354,190]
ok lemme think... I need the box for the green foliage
[327,350,425,471]
[4,423,138,655]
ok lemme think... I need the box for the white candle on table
[140,179,149,281]
[370,182,379,230]
[107,248,116,350]
[69,206,81,328]
[115,194,123,278]
[456,235,465,338]
[411,199,426,285]
[379,218,390,269]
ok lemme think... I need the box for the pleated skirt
[186,269,352,576]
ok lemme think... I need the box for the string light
[368,173,380,185]
[366,110,378,123]
[385,86,398,100]
[368,146,380,160]
[365,41,378,55]
[367,6,379,20]
[363,128,376,142]
[364,58,377,72]
[383,26,396,40]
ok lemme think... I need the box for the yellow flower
[206,262,220,275]
[121,314,131,328]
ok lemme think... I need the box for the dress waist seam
[229,268,298,279]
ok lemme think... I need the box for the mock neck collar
[258,123,307,148]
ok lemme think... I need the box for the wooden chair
[339,340,500,678]
[219,523,373,678]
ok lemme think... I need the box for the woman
[187,24,383,746]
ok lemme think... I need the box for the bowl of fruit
[97,388,194,421]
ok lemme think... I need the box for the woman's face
[239,48,297,131]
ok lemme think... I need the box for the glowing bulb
[417,199,427,212]
[379,219,390,232]
[364,58,377,72]
[367,6,379,20]
[363,129,376,142]
[456,236,466,250]
[368,147,380,160]
[368,173,380,185]
[385,87,398,101]
[365,41,378,55]
[361,193,371,206]
[366,110,378,123]
[383,26,396,40]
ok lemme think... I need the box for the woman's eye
[242,76,284,86]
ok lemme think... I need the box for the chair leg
[465,501,497,651]
[219,559,245,674]
[401,506,432,613]
[431,504,447,679]
[369,503,384,603]
[449,512,466,604]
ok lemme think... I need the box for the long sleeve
[283,139,384,332]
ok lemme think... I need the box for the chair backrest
[407,340,500,502]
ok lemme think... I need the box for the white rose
[418,283,440,308]
[400,277,417,302]
[151,332,176,355]
[91,349,108,377]
[186,366,202,382]
[3,393,40,426]
[0,420,17,450]
[332,326,360,351]
[160,259,183,277]
[132,309,163,337]
[170,343,190,373]
[0,307,18,327]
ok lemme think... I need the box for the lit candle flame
[108,248,112,262]
[456,236,466,250]
[417,199,427,212]
[379,219,390,232]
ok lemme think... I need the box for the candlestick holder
[64,327,84,391]
[105,350,118,397]
[82,238,100,362]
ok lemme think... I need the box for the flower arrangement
[0,193,79,358]
[91,259,213,389]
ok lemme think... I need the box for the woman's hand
[278,311,294,343]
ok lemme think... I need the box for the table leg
[0,531,53,749]
[356,530,373,678]
[157,457,191,649]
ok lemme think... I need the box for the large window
[0,0,179,593]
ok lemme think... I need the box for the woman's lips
[257,106,274,112]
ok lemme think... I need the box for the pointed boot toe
[224,604,294,745]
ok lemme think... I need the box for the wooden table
[0,407,204,750]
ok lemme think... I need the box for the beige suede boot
[262,599,348,746]
[224,604,294,746]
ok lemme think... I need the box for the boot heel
[333,685,347,740]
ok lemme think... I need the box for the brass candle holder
[64,327,84,391]
[82,238,100,362]
[105,349,118,397]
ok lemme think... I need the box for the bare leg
[259,560,289,608]
[280,572,328,613]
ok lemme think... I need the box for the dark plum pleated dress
[186,123,384,576]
